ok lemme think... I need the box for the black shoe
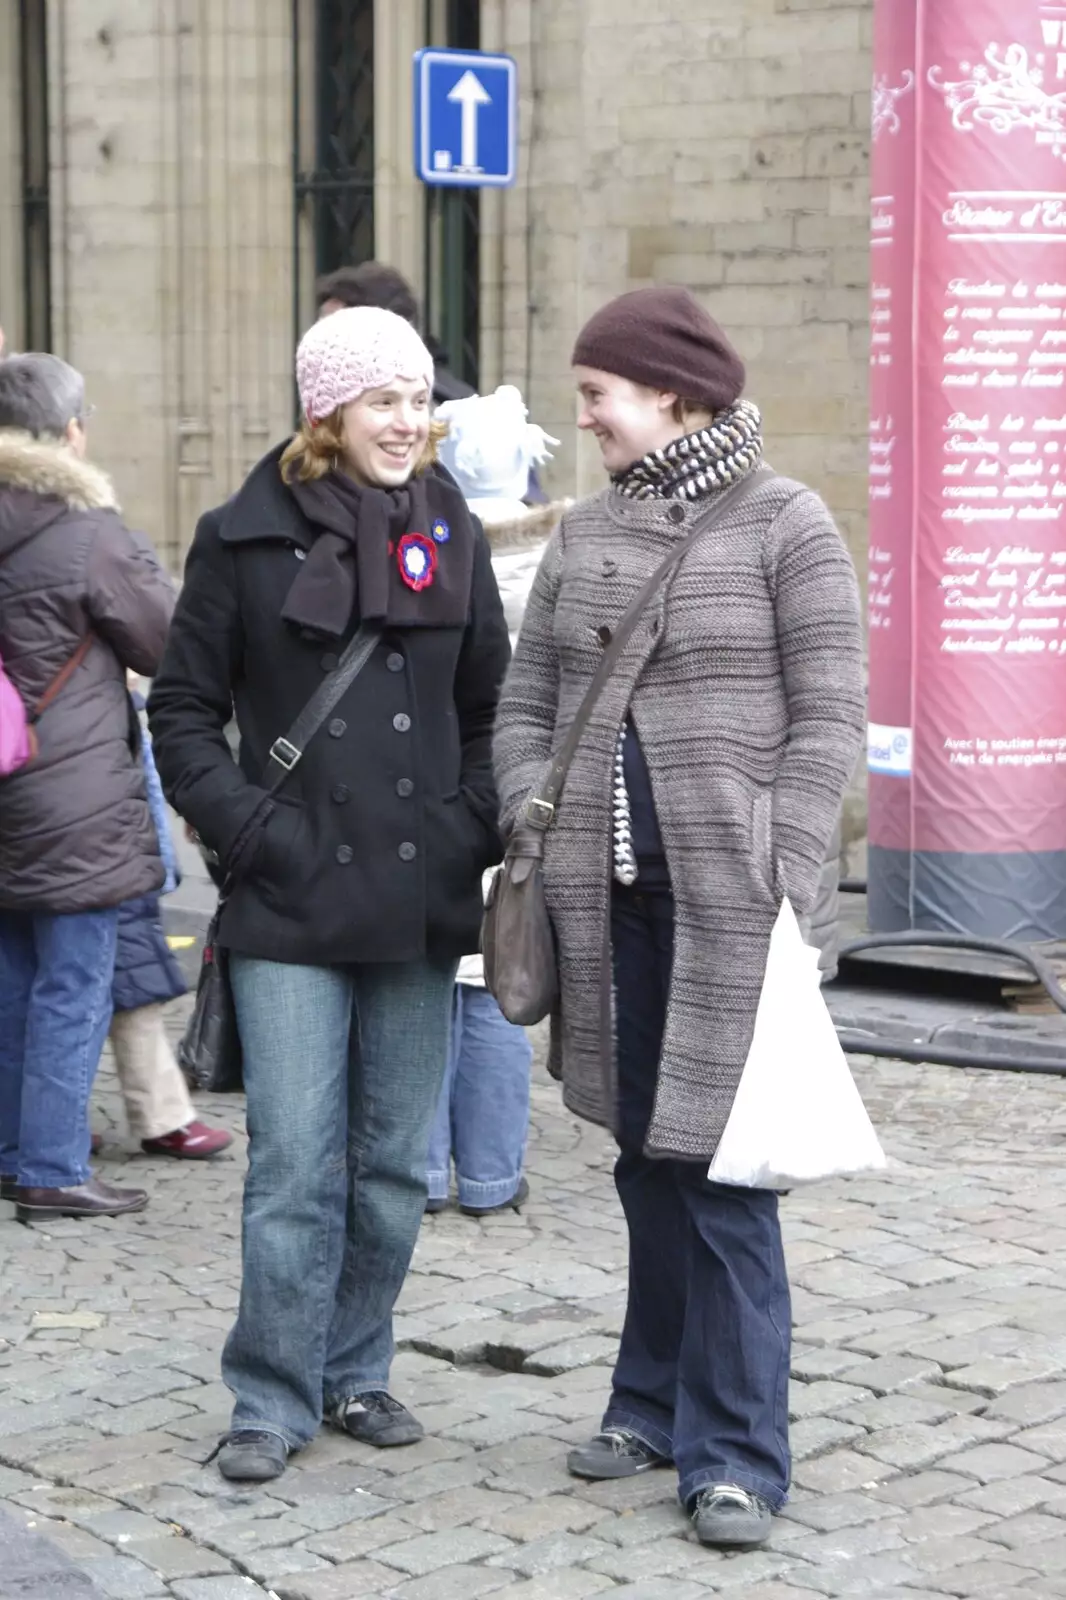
[460,1176,530,1217]
[567,1428,672,1480]
[424,1195,449,1214]
[0,1176,15,1203]
[691,1484,772,1548]
[332,1391,424,1447]
[216,1429,289,1482]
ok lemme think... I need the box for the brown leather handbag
[483,469,770,1026]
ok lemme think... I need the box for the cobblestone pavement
[4,1004,1066,1600]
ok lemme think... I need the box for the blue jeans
[426,983,531,1208]
[606,884,792,1512]
[224,953,457,1450]
[0,908,119,1188]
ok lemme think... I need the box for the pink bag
[0,650,33,777]
[0,635,94,779]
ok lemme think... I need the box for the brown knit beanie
[571,286,745,412]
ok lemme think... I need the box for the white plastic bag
[708,897,887,1189]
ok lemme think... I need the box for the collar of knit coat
[611,398,763,501]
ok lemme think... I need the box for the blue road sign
[414,47,518,189]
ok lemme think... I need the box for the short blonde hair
[280,408,447,485]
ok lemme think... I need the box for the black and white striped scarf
[612,398,763,501]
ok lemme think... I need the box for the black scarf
[282,470,471,638]
[612,398,764,501]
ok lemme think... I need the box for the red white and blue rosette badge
[397,531,438,592]
[431,517,450,544]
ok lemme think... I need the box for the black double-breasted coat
[148,447,511,968]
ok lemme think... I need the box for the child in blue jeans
[427,386,565,1216]
[425,950,532,1216]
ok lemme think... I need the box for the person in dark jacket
[148,306,511,1484]
[0,353,176,1222]
[100,692,232,1161]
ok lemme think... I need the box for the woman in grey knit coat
[494,287,865,1549]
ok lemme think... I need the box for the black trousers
[605,883,791,1510]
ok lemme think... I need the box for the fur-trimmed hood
[481,500,570,553]
[0,429,118,513]
[481,500,571,646]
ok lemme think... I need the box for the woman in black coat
[148,308,511,1484]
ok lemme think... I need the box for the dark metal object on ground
[829,890,1066,1077]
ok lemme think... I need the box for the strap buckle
[269,737,302,773]
[525,797,555,830]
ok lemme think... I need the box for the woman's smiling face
[339,377,431,487]
[574,366,684,474]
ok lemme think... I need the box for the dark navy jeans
[606,883,792,1511]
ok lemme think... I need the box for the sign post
[413,48,518,189]
[868,0,1066,939]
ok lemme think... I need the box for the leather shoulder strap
[30,634,95,723]
[525,466,773,827]
[261,621,383,794]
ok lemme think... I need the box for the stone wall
[481,0,873,592]
[36,0,294,569]
[0,3,23,349]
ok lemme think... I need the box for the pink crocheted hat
[296,307,435,424]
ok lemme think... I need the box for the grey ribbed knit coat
[493,470,865,1161]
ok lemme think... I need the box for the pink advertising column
[868,0,1066,939]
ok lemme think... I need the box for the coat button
[667,502,686,524]
[332,784,350,804]
[393,712,411,732]
[335,844,354,865]
[386,652,405,673]
[320,652,338,673]
[396,778,414,798]
[328,718,346,738]
[398,841,417,862]
[597,625,612,646]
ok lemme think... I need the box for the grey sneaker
[216,1429,288,1482]
[332,1391,424,1447]
[567,1428,672,1480]
[691,1484,772,1547]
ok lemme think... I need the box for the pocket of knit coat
[751,788,777,903]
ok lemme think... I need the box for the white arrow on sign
[447,69,491,170]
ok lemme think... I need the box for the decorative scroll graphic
[929,43,1066,159]
[872,69,916,141]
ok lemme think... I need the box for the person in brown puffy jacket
[0,353,175,1222]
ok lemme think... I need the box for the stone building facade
[0,0,873,591]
